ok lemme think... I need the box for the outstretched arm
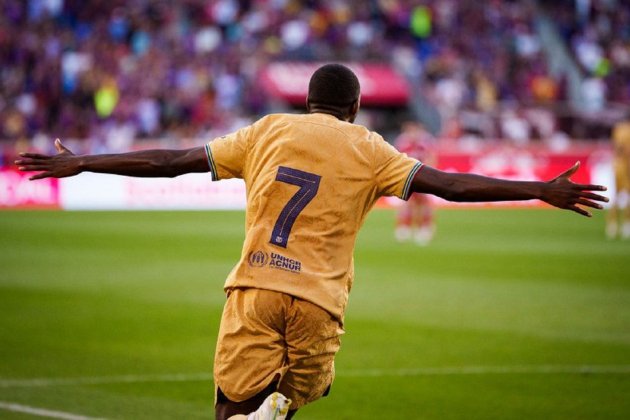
[411,162,608,217]
[15,139,210,179]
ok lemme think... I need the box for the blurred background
[0,0,628,208]
[1,2,629,418]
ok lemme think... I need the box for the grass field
[1,208,629,419]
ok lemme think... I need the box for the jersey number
[270,166,321,248]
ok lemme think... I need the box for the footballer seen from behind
[16,64,609,420]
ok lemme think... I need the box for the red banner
[258,62,410,106]
[0,169,60,208]
[436,143,609,185]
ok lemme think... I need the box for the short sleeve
[205,125,252,181]
[372,133,423,200]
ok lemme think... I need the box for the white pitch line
[0,401,104,420]
[0,372,214,388]
[1,365,629,389]
[340,364,630,377]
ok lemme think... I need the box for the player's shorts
[214,288,344,409]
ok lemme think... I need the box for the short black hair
[307,64,361,107]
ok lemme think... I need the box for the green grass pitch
[1,208,629,419]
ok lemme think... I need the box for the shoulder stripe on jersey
[204,144,219,181]
[402,161,423,200]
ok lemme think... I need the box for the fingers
[17,153,51,160]
[15,154,55,173]
[559,161,580,179]
[569,205,592,217]
[54,138,70,153]
[573,184,607,192]
[575,198,604,209]
[18,164,50,172]
[16,138,70,162]
[565,193,609,216]
[29,172,53,180]
[15,157,44,165]
[15,158,50,171]
[578,191,609,202]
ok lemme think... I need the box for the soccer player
[606,118,630,239]
[394,121,437,245]
[15,64,608,420]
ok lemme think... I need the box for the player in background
[394,121,438,245]
[15,64,608,420]
[606,117,630,239]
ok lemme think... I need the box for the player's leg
[278,297,343,414]
[609,166,630,239]
[617,164,630,238]
[214,289,293,420]
[606,195,619,239]
[216,381,279,419]
[396,201,413,241]
[620,189,630,239]
[222,388,292,420]
[607,169,622,238]
[250,392,292,419]
[414,194,434,245]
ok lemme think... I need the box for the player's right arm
[15,139,209,180]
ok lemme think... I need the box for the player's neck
[307,102,356,122]
[308,108,345,121]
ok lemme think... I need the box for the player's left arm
[410,162,608,217]
[15,139,210,179]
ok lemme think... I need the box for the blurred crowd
[1,0,629,162]
[550,0,630,109]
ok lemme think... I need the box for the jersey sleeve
[205,124,253,181]
[371,133,423,200]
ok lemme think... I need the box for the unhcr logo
[269,253,301,274]
[248,250,269,267]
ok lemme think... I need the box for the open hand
[542,162,608,217]
[15,139,81,180]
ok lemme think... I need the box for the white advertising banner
[59,173,246,210]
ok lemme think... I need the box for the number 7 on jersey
[270,166,321,248]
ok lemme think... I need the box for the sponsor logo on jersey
[248,249,301,274]
[269,252,301,274]
[248,250,269,267]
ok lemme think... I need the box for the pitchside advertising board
[1,144,613,210]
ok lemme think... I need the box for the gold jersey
[206,113,422,322]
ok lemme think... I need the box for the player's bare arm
[411,162,608,217]
[15,139,209,180]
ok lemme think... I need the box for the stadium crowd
[549,0,630,108]
[1,0,629,163]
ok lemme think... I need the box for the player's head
[307,64,361,123]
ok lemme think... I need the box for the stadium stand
[1,0,629,163]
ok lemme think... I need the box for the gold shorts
[214,288,344,409]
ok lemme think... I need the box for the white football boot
[247,392,291,420]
